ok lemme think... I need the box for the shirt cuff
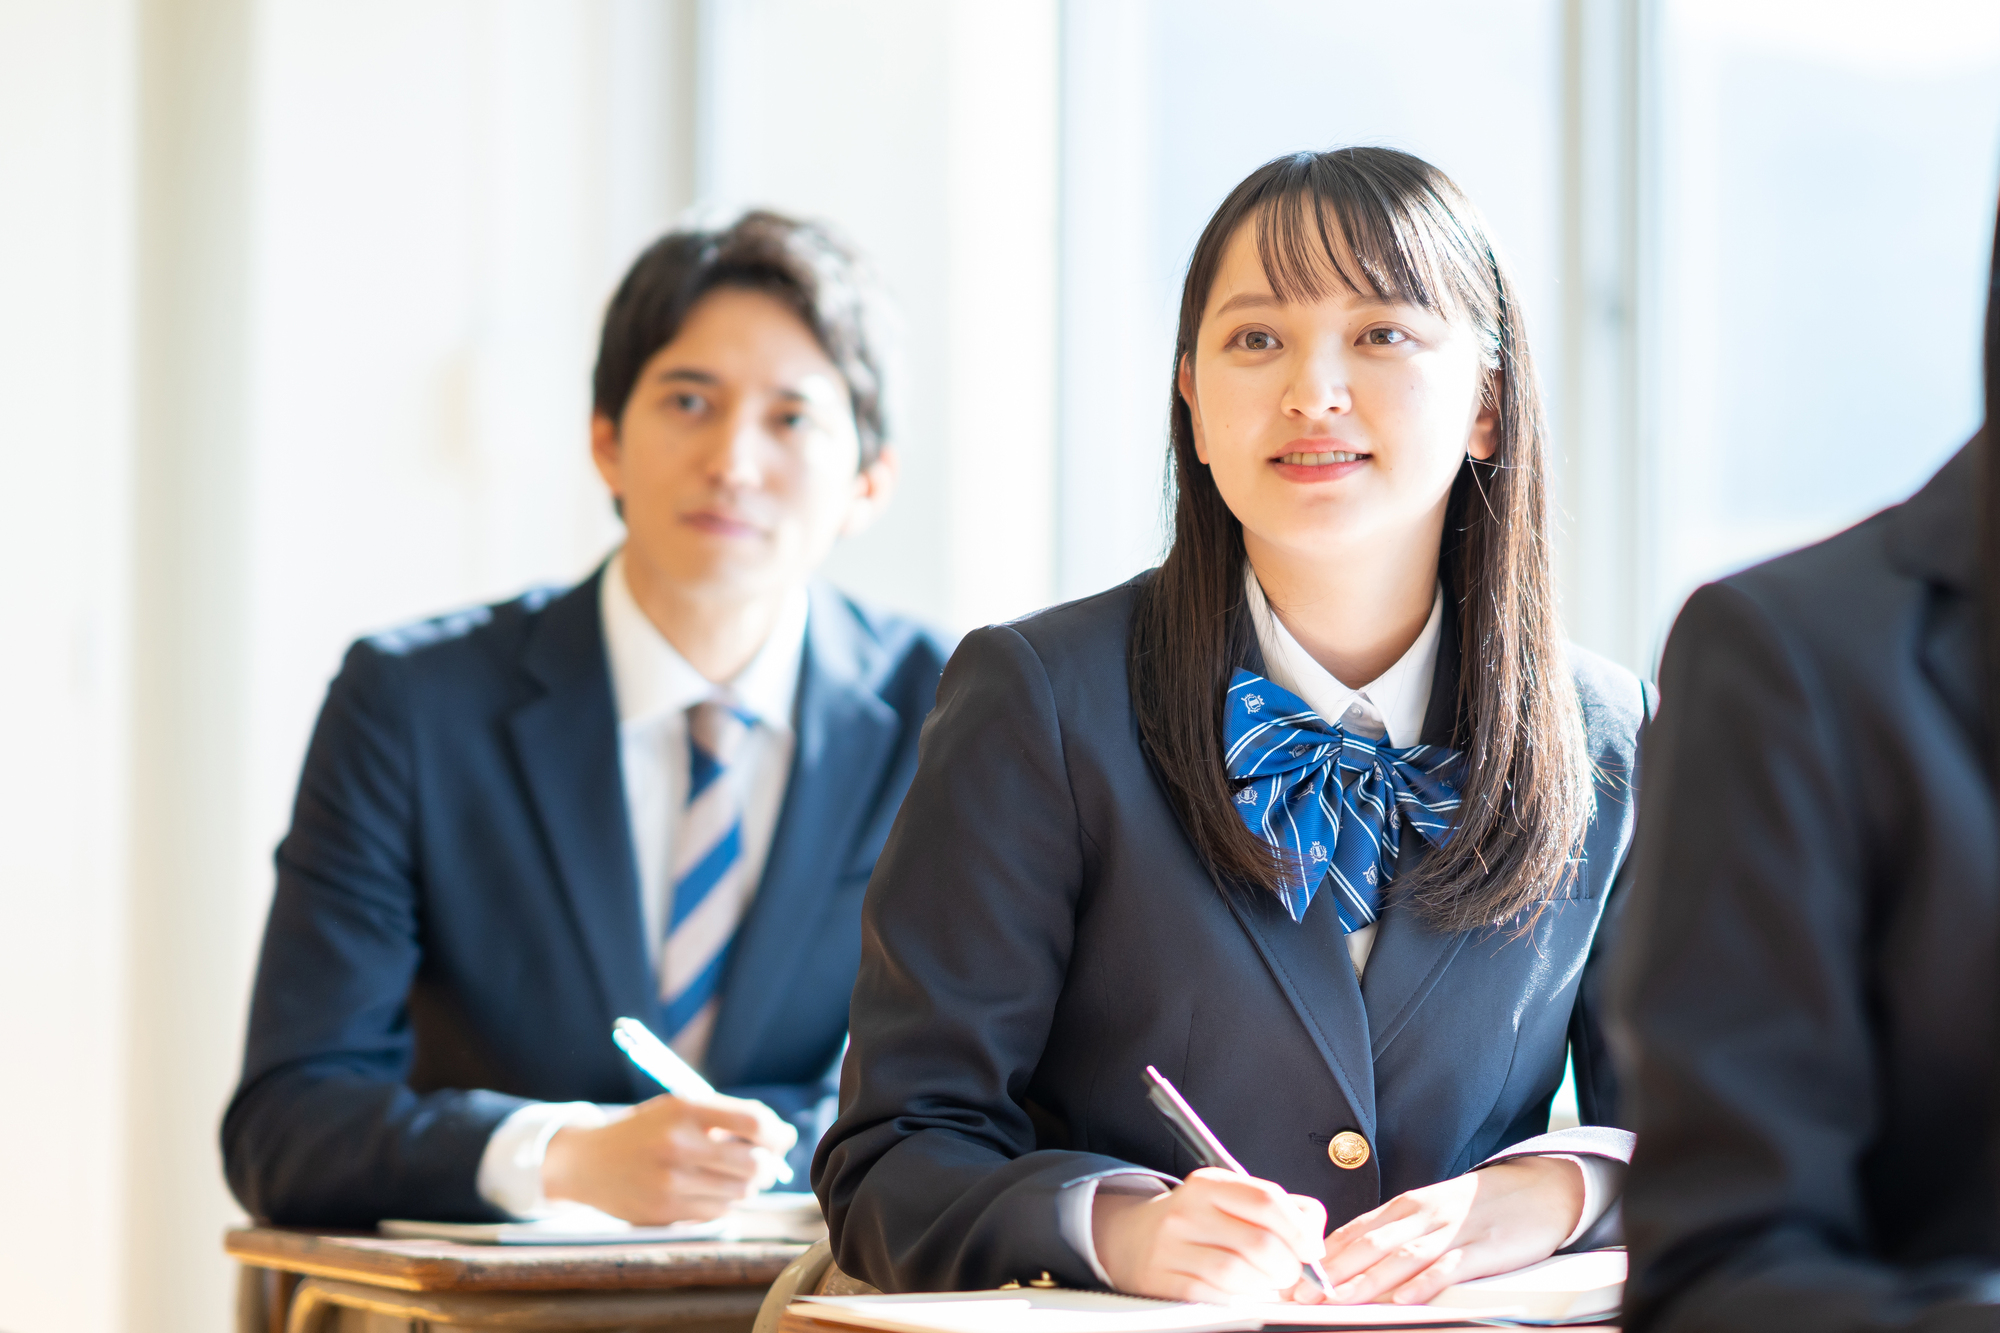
[1529,1153,1624,1249]
[475,1101,614,1219]
[1056,1172,1174,1288]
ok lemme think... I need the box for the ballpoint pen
[614,1016,795,1185]
[1143,1064,1332,1297]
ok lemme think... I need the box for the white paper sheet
[795,1249,1624,1331]
[379,1190,826,1245]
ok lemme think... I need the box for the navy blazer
[1613,440,2000,1332]
[815,575,1650,1293]
[223,568,949,1225]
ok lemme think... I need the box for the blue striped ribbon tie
[660,698,758,1064]
[1222,669,1463,928]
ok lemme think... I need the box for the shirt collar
[599,549,808,734]
[1244,566,1443,749]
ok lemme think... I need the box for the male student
[223,210,949,1227]
[1611,198,2000,1330]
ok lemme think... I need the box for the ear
[1467,371,1502,462]
[590,411,625,495]
[840,444,900,538]
[1177,354,1210,464]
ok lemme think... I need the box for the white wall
[702,0,1061,631]
[122,2,256,1326]
[241,0,648,967]
[0,7,135,1332]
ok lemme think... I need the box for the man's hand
[1318,1156,1584,1305]
[1092,1168,1330,1304]
[540,1092,798,1224]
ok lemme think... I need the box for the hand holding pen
[1143,1066,1333,1298]
[613,1017,798,1188]
[1087,1066,1332,1305]
[533,1018,798,1225]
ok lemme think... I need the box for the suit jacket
[1612,439,2000,1332]
[814,574,1650,1293]
[222,568,949,1226]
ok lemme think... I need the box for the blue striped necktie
[660,698,758,1064]
[1222,669,1463,928]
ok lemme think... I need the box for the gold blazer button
[1328,1130,1371,1169]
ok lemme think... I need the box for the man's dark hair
[592,209,895,466]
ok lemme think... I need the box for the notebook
[379,1190,827,1245]
[793,1249,1622,1331]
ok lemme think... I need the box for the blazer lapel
[1886,437,1985,750]
[1361,600,1466,1053]
[1223,638,1378,1134]
[1360,883,1469,1057]
[701,586,901,1089]
[507,571,655,1097]
[1219,884,1379,1137]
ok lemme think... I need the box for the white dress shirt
[1245,569,1444,980]
[474,551,810,1218]
[1056,567,1616,1282]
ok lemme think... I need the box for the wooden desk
[228,1226,807,1333]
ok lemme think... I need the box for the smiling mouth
[1277,450,1367,465]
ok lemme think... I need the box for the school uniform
[813,569,1649,1293]
[1612,437,2000,1331]
[223,555,948,1226]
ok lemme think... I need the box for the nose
[707,405,765,489]
[1284,337,1352,420]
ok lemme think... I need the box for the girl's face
[1178,216,1499,570]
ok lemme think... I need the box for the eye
[671,391,707,413]
[1363,327,1410,347]
[777,410,809,430]
[1233,328,1281,352]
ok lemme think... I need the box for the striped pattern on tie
[1222,669,1463,928]
[660,699,758,1065]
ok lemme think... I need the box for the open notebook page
[796,1250,1623,1332]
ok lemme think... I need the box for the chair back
[750,1240,882,1333]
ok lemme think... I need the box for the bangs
[1248,156,1499,342]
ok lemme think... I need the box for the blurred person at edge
[1612,191,2000,1330]
[222,211,950,1227]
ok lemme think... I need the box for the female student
[813,147,1647,1305]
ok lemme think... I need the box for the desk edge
[224,1228,805,1293]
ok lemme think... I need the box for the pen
[1142,1064,1331,1297]
[613,1016,795,1185]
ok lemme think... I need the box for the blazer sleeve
[1573,677,1654,1138]
[1611,583,2000,1332]
[1479,677,1653,1251]
[221,642,526,1226]
[813,624,1152,1293]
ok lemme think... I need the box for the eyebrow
[1212,291,1282,318]
[647,366,815,403]
[650,367,720,387]
[1212,288,1414,321]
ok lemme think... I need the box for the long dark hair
[1130,147,1591,933]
